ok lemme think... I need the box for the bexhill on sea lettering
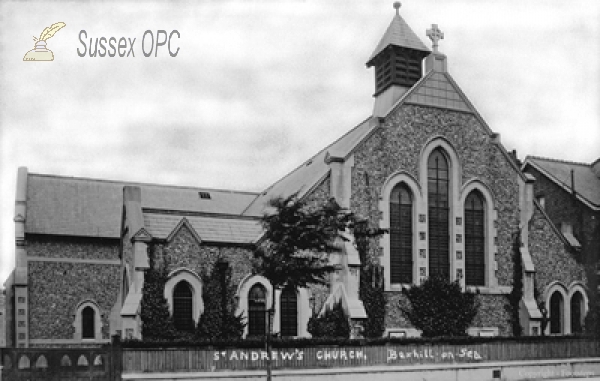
[387,347,483,363]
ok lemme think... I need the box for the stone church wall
[25,236,120,344]
[28,261,119,342]
[350,104,522,334]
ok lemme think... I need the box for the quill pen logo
[23,22,66,61]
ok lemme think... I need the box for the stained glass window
[428,149,450,281]
[173,281,194,332]
[280,286,297,337]
[390,184,413,284]
[248,284,267,337]
[465,191,485,286]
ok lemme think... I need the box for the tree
[254,196,344,290]
[253,195,352,380]
[400,276,479,337]
[195,257,245,341]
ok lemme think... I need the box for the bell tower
[367,2,430,116]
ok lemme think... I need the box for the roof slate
[143,213,262,244]
[525,156,600,208]
[25,174,260,238]
[367,13,430,65]
[242,117,377,216]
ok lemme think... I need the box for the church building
[3,4,592,347]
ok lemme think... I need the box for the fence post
[111,335,123,381]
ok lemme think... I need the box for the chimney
[592,158,600,179]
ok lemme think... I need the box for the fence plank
[119,338,600,373]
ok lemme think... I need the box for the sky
[0,0,599,283]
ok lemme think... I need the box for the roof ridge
[28,172,261,196]
[143,208,261,220]
[525,155,592,167]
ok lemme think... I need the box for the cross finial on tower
[393,2,401,15]
[426,24,444,53]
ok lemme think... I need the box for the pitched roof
[243,67,508,216]
[25,173,260,238]
[143,212,262,244]
[523,156,600,209]
[367,13,430,65]
[242,117,377,216]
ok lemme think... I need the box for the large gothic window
[428,149,450,281]
[390,183,413,284]
[81,306,95,339]
[280,286,298,337]
[465,191,485,286]
[571,291,584,334]
[173,281,194,332]
[248,284,267,337]
[550,291,564,334]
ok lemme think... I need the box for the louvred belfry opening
[367,2,430,97]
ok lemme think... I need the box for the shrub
[400,276,479,338]
[307,301,351,338]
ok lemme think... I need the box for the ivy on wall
[195,257,245,340]
[355,220,387,338]
[140,259,178,340]
[505,230,524,336]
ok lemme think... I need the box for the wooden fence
[122,337,600,373]
[1,337,599,379]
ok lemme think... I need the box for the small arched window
[248,284,267,337]
[390,183,413,284]
[571,291,584,334]
[173,281,194,332]
[550,291,564,334]
[465,190,485,286]
[428,148,450,281]
[81,306,95,339]
[280,286,298,337]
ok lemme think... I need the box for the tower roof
[367,6,430,66]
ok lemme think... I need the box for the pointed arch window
[173,281,194,332]
[465,191,485,286]
[81,307,95,339]
[248,284,267,337]
[571,291,584,334]
[428,149,450,281]
[390,183,413,284]
[550,291,564,334]
[280,286,298,337]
